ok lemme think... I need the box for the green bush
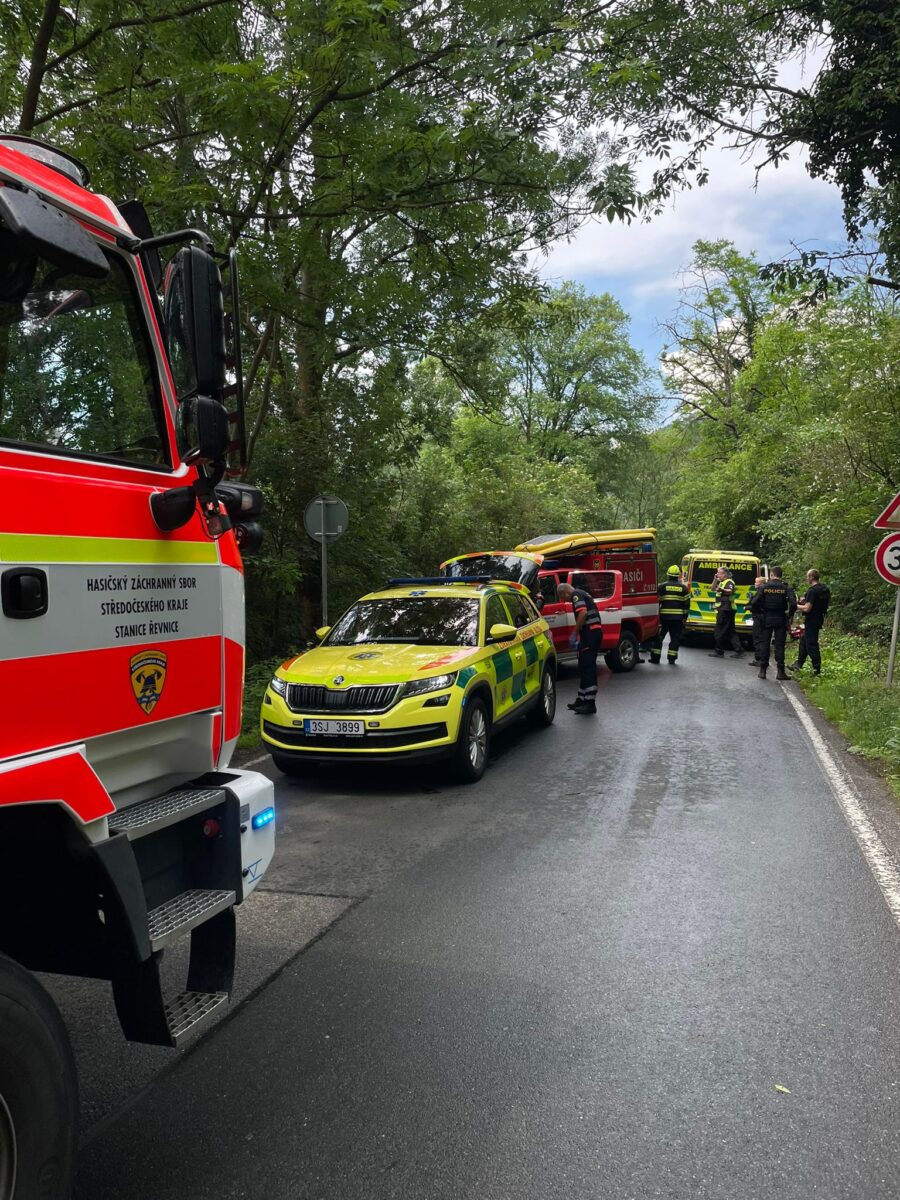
[795,631,900,798]
[238,649,305,751]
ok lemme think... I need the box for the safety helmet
[667,564,681,577]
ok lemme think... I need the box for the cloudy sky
[537,142,847,372]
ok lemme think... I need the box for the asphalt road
[73,647,900,1199]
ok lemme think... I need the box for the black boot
[572,701,597,715]
[776,667,789,681]
[649,657,660,665]
[758,666,767,679]
[668,659,677,666]
[567,700,582,710]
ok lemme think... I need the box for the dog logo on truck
[130,650,168,715]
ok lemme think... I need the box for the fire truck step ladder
[108,787,227,839]
[147,888,236,952]
[112,904,237,1047]
[165,990,229,1045]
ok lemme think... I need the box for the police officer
[558,582,602,715]
[789,569,831,676]
[650,565,690,665]
[707,566,743,658]
[746,574,766,666]
[750,565,797,680]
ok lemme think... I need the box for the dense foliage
[2,0,899,658]
[642,240,900,642]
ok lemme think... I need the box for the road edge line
[782,683,900,929]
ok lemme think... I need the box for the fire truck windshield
[0,251,167,467]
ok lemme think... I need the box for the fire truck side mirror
[179,395,230,466]
[164,246,227,400]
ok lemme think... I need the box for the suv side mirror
[488,622,517,642]
[164,246,227,400]
[315,626,332,641]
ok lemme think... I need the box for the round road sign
[874,532,900,585]
[304,494,349,543]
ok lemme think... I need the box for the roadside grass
[238,650,303,752]
[794,631,900,799]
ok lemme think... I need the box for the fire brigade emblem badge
[130,650,168,715]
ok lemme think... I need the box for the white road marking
[783,684,900,928]
[242,753,270,767]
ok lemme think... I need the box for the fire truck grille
[285,683,400,714]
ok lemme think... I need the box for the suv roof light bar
[387,576,492,587]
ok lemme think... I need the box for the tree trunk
[19,0,62,133]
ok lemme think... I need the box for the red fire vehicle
[0,134,274,1197]
[515,529,660,671]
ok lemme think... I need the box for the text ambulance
[0,134,274,1197]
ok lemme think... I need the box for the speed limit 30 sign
[875,533,900,585]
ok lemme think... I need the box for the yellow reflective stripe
[0,533,218,565]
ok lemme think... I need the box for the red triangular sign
[874,493,900,530]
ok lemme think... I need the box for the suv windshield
[327,597,481,647]
[0,251,166,466]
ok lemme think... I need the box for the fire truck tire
[527,665,557,728]
[605,630,640,673]
[0,955,77,1200]
[452,696,491,783]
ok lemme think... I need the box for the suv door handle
[2,568,49,619]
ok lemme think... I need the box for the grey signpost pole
[888,588,900,688]
[319,496,328,625]
[304,495,349,630]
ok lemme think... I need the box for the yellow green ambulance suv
[681,550,762,641]
[261,577,557,783]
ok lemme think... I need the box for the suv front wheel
[452,696,490,783]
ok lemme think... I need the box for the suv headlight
[269,676,287,696]
[401,672,457,698]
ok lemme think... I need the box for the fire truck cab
[537,568,624,660]
[516,530,659,672]
[0,134,274,1197]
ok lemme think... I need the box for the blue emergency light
[252,806,275,830]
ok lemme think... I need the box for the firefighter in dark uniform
[650,565,690,665]
[746,574,766,666]
[558,581,602,715]
[789,569,831,676]
[707,566,743,658]
[749,565,797,680]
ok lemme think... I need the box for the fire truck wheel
[452,696,490,783]
[0,955,77,1200]
[604,630,640,673]
[528,665,557,728]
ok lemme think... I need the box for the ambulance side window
[484,595,510,641]
[0,252,169,468]
[504,594,533,628]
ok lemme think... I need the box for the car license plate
[304,718,365,736]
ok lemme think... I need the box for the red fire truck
[0,135,275,1197]
[515,530,660,671]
